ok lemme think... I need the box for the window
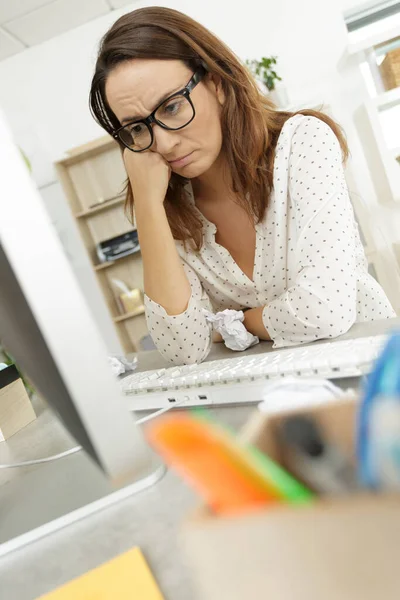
[344,1,400,44]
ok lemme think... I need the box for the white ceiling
[0,0,134,61]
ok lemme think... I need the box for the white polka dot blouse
[144,115,395,364]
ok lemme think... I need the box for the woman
[90,7,395,365]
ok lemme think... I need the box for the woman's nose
[150,124,180,156]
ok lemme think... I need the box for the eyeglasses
[113,67,206,153]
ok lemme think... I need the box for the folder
[38,547,164,600]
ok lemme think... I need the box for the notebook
[38,547,165,599]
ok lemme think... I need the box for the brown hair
[90,6,349,251]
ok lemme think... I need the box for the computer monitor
[0,108,162,487]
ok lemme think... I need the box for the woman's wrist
[134,199,168,237]
[134,195,166,216]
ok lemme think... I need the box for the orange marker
[146,413,279,515]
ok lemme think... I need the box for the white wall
[0,0,375,183]
[0,0,398,344]
[0,0,359,165]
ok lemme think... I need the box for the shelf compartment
[346,24,400,56]
[94,247,140,271]
[374,86,400,110]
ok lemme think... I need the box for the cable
[134,397,187,424]
[0,446,82,469]
[0,398,187,469]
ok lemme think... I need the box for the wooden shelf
[65,135,113,158]
[374,86,400,111]
[57,136,116,166]
[113,306,145,323]
[56,134,147,354]
[94,262,114,271]
[75,195,125,218]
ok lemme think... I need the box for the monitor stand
[0,447,165,557]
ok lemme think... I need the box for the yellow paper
[38,547,165,600]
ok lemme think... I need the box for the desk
[0,318,398,600]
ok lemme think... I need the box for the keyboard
[121,334,387,411]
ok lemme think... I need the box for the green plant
[20,148,31,172]
[245,56,282,91]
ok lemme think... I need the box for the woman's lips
[168,152,194,168]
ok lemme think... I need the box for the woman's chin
[173,158,211,179]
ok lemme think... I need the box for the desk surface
[0,318,398,600]
[133,316,399,372]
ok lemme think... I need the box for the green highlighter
[191,408,314,505]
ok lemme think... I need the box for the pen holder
[182,396,400,600]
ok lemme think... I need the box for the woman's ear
[206,73,225,106]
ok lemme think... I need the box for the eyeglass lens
[118,94,194,151]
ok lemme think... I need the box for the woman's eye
[164,101,181,115]
[131,124,144,134]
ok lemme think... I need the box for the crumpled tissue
[108,355,137,377]
[203,309,259,351]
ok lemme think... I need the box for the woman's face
[105,59,225,178]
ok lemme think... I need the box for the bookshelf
[346,25,400,203]
[55,136,148,354]
[339,24,400,311]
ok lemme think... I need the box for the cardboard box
[380,47,400,91]
[0,364,36,440]
[182,397,400,600]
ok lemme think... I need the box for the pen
[192,408,313,505]
[147,411,313,514]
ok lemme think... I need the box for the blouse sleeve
[263,116,358,347]
[144,260,213,365]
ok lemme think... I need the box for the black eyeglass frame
[113,66,207,152]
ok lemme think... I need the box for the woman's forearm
[135,200,191,316]
[243,306,271,340]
